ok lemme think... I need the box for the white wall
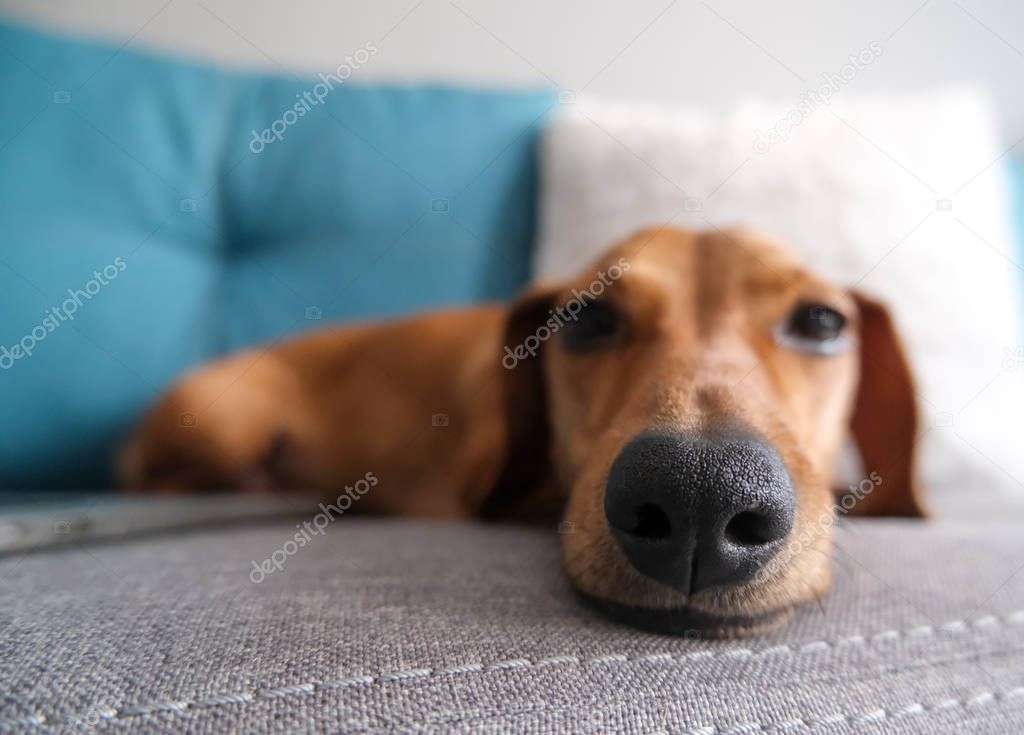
[2,0,1023,138]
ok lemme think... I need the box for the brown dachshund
[120,227,924,636]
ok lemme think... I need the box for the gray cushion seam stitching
[671,686,1024,735]
[5,608,1023,729]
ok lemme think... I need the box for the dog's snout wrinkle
[604,430,795,597]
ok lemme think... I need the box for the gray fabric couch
[3,514,1023,733]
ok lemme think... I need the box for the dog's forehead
[590,227,811,294]
[613,228,796,269]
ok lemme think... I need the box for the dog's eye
[776,302,849,356]
[562,300,624,352]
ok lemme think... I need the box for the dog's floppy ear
[480,283,563,521]
[847,292,927,517]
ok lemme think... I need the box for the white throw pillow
[534,89,1024,516]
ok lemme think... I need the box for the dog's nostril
[724,510,774,547]
[627,503,672,540]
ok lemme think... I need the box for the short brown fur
[121,227,924,633]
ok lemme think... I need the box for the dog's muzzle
[603,429,795,596]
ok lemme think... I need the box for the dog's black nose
[604,430,795,596]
